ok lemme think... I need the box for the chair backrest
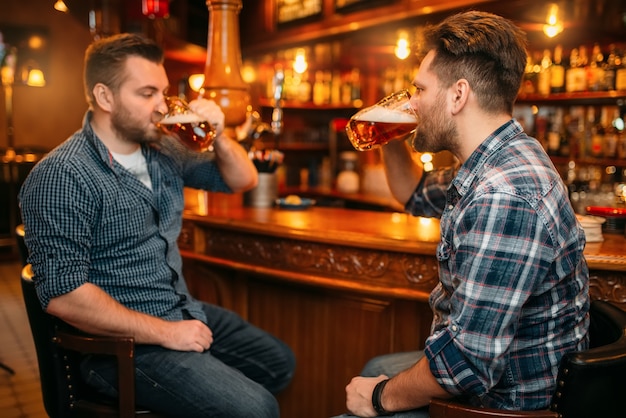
[551,300,626,418]
[20,265,87,418]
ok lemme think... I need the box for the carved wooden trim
[196,227,439,291]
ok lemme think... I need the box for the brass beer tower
[201,0,250,129]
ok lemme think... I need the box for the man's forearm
[46,282,169,344]
[382,356,452,412]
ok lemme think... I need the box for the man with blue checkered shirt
[19,33,294,418]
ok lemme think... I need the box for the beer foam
[358,105,416,123]
[160,112,205,124]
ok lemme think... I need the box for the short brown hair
[83,33,164,109]
[420,11,528,114]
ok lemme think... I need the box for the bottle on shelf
[603,44,618,92]
[587,43,605,91]
[616,49,626,91]
[617,116,626,159]
[547,108,565,156]
[537,49,552,96]
[550,44,566,94]
[603,107,619,158]
[521,54,537,95]
[586,106,604,158]
[313,70,326,105]
[565,47,586,93]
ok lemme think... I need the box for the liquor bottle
[550,44,566,94]
[603,44,618,91]
[521,54,537,94]
[603,107,620,158]
[616,49,626,91]
[566,48,586,92]
[590,107,605,158]
[537,49,552,96]
[587,43,605,91]
[617,112,626,159]
[584,107,603,158]
[313,71,325,105]
[547,109,564,156]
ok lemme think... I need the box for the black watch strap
[372,378,391,416]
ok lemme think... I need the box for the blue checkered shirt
[19,112,232,322]
[406,119,590,410]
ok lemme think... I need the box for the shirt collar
[452,118,523,197]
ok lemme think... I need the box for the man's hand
[188,98,225,138]
[160,319,214,352]
[346,374,389,417]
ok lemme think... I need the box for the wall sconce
[25,68,46,87]
[394,30,411,60]
[293,48,308,74]
[54,0,68,13]
[543,3,563,38]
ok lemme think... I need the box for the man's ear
[92,83,114,112]
[449,79,470,115]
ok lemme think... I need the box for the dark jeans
[81,302,295,418]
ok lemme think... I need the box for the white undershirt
[110,148,152,190]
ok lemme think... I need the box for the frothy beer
[346,105,417,151]
[159,113,216,152]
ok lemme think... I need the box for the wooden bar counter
[179,200,626,418]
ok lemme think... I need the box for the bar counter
[178,202,626,418]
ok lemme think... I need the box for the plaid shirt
[19,112,231,322]
[407,119,590,410]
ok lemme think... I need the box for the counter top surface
[184,205,626,271]
[185,205,441,254]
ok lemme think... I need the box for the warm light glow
[28,35,44,50]
[54,0,68,12]
[420,153,433,163]
[394,31,411,60]
[188,74,205,92]
[241,63,257,83]
[26,69,46,87]
[293,49,308,74]
[543,3,563,38]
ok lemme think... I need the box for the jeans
[333,351,430,418]
[81,302,295,418]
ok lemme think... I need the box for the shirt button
[451,325,458,332]
[448,205,454,210]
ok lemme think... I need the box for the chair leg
[0,361,15,375]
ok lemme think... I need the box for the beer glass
[345,89,418,151]
[157,96,217,152]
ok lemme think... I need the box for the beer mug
[157,96,217,152]
[345,89,418,151]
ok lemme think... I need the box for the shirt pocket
[98,192,155,246]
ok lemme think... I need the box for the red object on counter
[586,206,626,218]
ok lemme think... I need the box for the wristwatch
[372,378,392,416]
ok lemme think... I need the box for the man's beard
[110,105,164,145]
[411,93,459,154]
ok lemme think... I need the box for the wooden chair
[430,300,626,418]
[21,264,163,418]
